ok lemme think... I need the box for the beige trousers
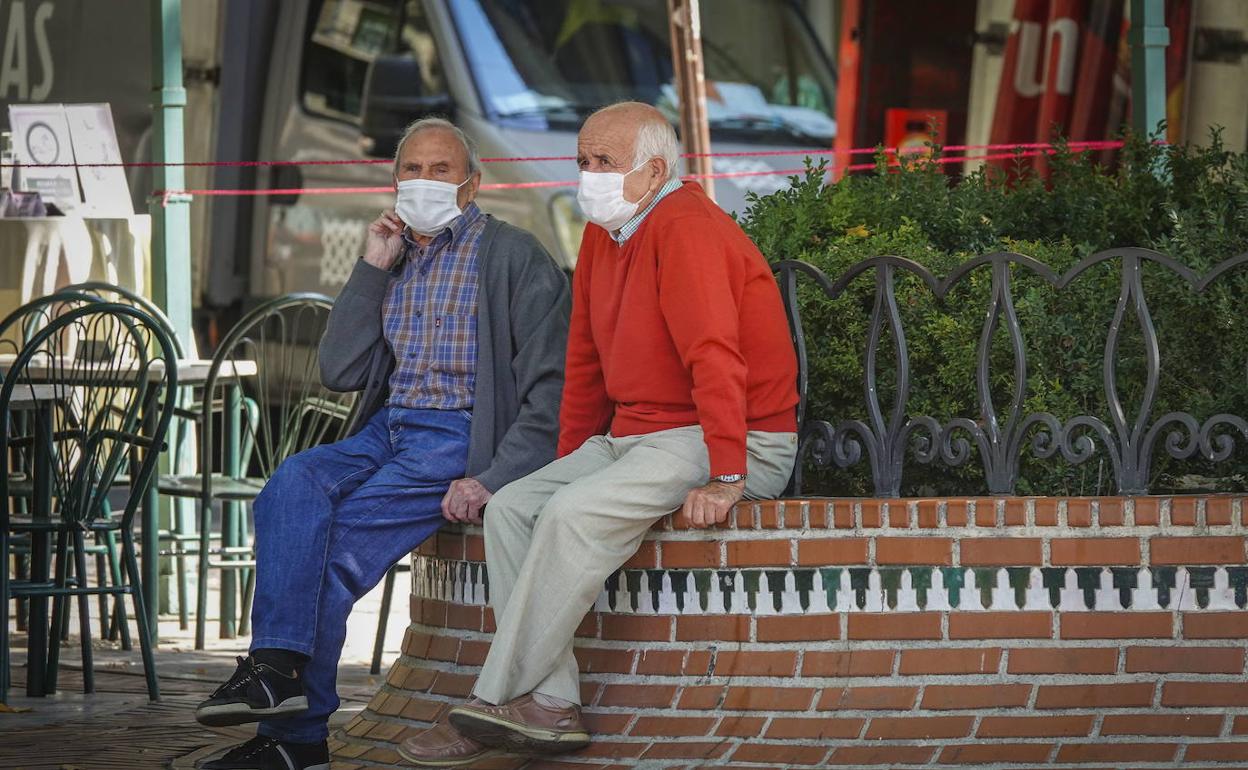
[473,426,797,705]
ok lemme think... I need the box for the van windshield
[449,0,837,146]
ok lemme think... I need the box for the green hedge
[741,133,1248,496]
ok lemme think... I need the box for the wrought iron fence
[776,249,1248,497]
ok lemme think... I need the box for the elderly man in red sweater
[400,102,799,765]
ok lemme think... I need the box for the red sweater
[557,182,798,476]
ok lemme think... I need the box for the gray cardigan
[318,216,570,492]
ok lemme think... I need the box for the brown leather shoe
[448,694,591,754]
[397,722,501,767]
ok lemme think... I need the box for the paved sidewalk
[1,572,406,770]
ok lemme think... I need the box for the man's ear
[462,172,483,204]
[649,157,667,189]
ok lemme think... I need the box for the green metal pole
[1129,0,1169,137]
[147,0,192,641]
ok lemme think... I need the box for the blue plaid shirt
[382,202,485,410]
[613,178,682,244]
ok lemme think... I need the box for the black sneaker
[198,736,329,770]
[195,656,308,727]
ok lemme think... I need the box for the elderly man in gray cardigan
[191,118,570,770]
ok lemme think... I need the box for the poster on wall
[65,103,133,216]
[7,103,82,213]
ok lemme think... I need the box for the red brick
[598,684,676,708]
[921,684,1030,709]
[860,499,883,528]
[1208,496,1234,525]
[726,539,791,567]
[676,685,724,710]
[899,647,1000,675]
[960,537,1042,566]
[847,612,941,640]
[1050,537,1140,565]
[430,671,475,697]
[1060,611,1173,639]
[938,743,1053,764]
[1151,535,1245,565]
[832,499,854,528]
[827,746,935,766]
[426,634,459,662]
[875,536,953,565]
[1055,743,1178,763]
[1008,647,1117,674]
[661,541,720,568]
[1035,498,1059,526]
[1101,714,1224,736]
[1187,743,1248,762]
[1004,498,1027,526]
[640,742,729,760]
[722,686,814,711]
[757,500,781,528]
[436,532,464,559]
[457,640,489,666]
[402,630,433,657]
[1127,645,1243,674]
[1163,681,1248,706]
[565,740,646,760]
[629,716,714,737]
[675,616,750,642]
[714,651,797,677]
[715,715,765,737]
[464,534,485,561]
[1035,683,1154,709]
[765,717,864,740]
[1066,498,1092,527]
[917,499,939,528]
[621,541,657,569]
[575,647,637,675]
[1097,497,1125,526]
[445,603,483,631]
[731,745,830,766]
[1133,496,1161,525]
[632,649,679,675]
[601,615,671,641]
[802,650,894,677]
[579,681,601,705]
[581,711,632,734]
[977,715,1093,738]
[817,686,918,711]
[948,611,1052,639]
[414,598,448,626]
[946,499,969,526]
[797,538,867,565]
[1171,496,1198,525]
[865,716,973,740]
[1236,715,1248,735]
[757,614,840,641]
[1185,611,1248,639]
[807,500,830,528]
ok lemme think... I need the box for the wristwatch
[712,473,747,484]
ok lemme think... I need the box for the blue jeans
[248,406,469,743]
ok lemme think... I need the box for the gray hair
[392,117,481,177]
[633,116,681,182]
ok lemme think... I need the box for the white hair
[633,117,681,181]
[392,117,481,177]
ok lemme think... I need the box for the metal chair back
[200,293,356,493]
[60,281,189,358]
[0,292,103,356]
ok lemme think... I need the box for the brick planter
[332,496,1248,769]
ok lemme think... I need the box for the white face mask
[576,160,650,233]
[395,177,470,236]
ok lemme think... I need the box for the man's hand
[442,478,493,525]
[680,479,745,529]
[363,209,406,270]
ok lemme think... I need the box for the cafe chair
[157,294,357,649]
[1,303,178,702]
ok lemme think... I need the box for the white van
[4,0,839,311]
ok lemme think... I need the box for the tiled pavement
[1,573,404,770]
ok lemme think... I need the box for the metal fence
[776,249,1248,497]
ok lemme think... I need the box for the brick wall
[333,496,1248,769]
